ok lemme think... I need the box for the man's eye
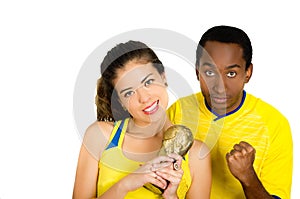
[124,90,135,98]
[227,71,236,78]
[205,70,215,77]
[144,79,154,87]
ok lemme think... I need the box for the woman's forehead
[113,62,159,88]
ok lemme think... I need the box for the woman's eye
[144,79,154,87]
[124,90,135,98]
[205,70,215,77]
[227,71,236,78]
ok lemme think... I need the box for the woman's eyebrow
[119,73,153,95]
[141,73,153,83]
[120,87,133,95]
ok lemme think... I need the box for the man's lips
[143,100,159,115]
[211,96,228,104]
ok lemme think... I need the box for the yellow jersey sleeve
[258,106,293,198]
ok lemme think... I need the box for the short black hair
[196,25,252,70]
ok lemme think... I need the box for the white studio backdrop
[0,1,299,198]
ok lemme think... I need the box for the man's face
[198,41,252,115]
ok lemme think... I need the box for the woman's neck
[126,115,172,139]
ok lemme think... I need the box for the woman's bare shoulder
[84,121,114,137]
[189,139,210,161]
[82,121,114,160]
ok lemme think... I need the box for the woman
[73,40,211,199]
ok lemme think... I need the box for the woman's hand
[156,153,183,199]
[119,155,174,193]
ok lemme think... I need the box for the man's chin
[211,104,227,115]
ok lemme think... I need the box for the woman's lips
[143,100,159,115]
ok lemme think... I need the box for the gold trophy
[144,125,194,194]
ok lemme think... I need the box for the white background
[0,1,299,198]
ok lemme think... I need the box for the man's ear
[245,63,253,83]
[196,68,200,81]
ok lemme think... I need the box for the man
[167,25,293,199]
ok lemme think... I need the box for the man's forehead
[199,52,216,66]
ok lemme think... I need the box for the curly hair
[96,40,165,122]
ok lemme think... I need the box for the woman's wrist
[166,195,178,199]
[114,179,129,197]
[163,192,179,199]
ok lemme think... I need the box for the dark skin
[197,41,252,115]
[226,142,273,199]
[198,41,274,199]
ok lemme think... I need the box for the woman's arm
[186,140,212,199]
[72,122,112,199]
[73,143,99,199]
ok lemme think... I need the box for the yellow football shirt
[167,91,293,199]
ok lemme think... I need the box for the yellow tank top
[97,118,191,199]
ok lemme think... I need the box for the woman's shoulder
[82,121,114,160]
[84,121,114,137]
[188,140,211,181]
[189,139,210,161]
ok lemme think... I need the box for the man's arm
[226,141,275,199]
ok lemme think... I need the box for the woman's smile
[143,100,159,115]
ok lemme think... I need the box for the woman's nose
[136,87,151,104]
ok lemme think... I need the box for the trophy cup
[144,125,194,194]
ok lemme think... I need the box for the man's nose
[212,76,226,94]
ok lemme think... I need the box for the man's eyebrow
[119,73,153,95]
[201,62,215,68]
[201,63,241,69]
[226,64,241,69]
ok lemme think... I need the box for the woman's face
[113,59,168,126]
